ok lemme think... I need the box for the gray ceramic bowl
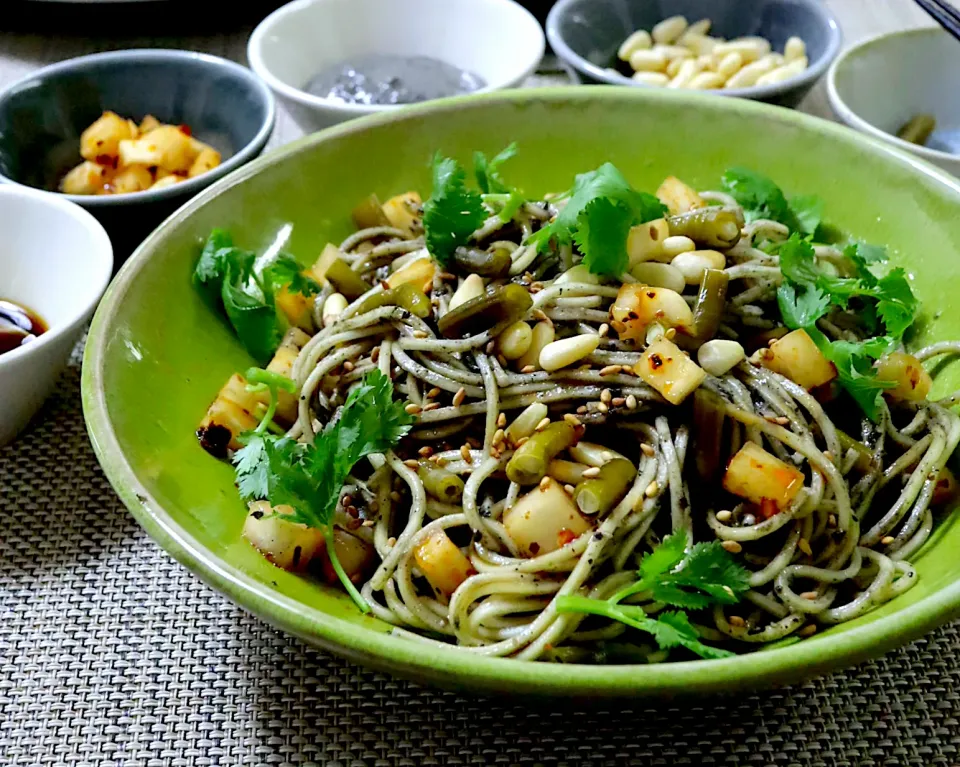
[546,0,842,107]
[0,49,275,259]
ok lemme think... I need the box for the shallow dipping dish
[827,27,960,178]
[1,185,112,445]
[247,0,545,132]
[547,0,841,107]
[0,49,275,258]
[83,88,960,699]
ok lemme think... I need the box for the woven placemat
[3,358,960,767]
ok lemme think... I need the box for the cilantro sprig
[721,167,823,237]
[774,235,919,419]
[555,532,750,660]
[194,230,320,365]
[422,153,488,265]
[527,163,667,277]
[233,369,414,610]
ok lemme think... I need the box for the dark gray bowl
[0,49,275,260]
[546,0,842,108]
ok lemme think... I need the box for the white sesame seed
[722,540,742,554]
[645,480,659,497]
[582,467,602,478]
[716,510,733,522]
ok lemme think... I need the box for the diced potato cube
[126,119,140,139]
[413,529,475,596]
[633,338,706,405]
[266,327,310,423]
[722,441,804,514]
[754,329,836,390]
[503,478,592,558]
[610,284,694,341]
[352,193,390,229]
[60,161,111,195]
[387,255,435,289]
[309,243,342,284]
[119,125,198,173]
[656,175,705,215]
[381,191,423,235]
[80,110,135,161]
[139,114,162,134]
[276,287,313,333]
[110,164,153,194]
[188,146,222,178]
[197,393,260,456]
[243,501,325,571]
[627,218,671,264]
[874,352,932,402]
[318,528,377,586]
[149,175,183,191]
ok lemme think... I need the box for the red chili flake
[178,124,192,136]
[557,529,578,547]
[529,542,540,555]
[646,291,656,299]
[759,498,779,519]
[649,354,664,370]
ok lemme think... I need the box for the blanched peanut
[652,15,688,45]
[505,403,549,443]
[630,49,668,72]
[629,262,686,293]
[662,235,696,257]
[756,57,808,86]
[687,18,712,36]
[724,55,778,88]
[784,35,806,62]
[680,33,718,56]
[539,333,601,372]
[666,58,685,78]
[322,292,348,327]
[555,264,600,284]
[632,71,670,86]
[448,273,484,311]
[619,29,653,60]
[688,71,726,90]
[671,250,726,284]
[697,339,745,376]
[696,53,715,70]
[653,44,694,60]
[668,59,701,88]
[716,51,744,78]
[713,39,769,63]
[497,321,533,361]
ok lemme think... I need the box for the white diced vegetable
[722,442,804,516]
[633,338,706,405]
[503,478,592,557]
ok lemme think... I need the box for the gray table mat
[3,358,960,767]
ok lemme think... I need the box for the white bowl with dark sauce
[0,185,112,445]
[248,0,546,132]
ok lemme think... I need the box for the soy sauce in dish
[0,299,47,355]
[305,54,485,106]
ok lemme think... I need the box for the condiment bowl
[826,27,960,178]
[0,49,275,259]
[1,185,112,446]
[247,0,545,132]
[546,0,842,107]
[83,87,960,698]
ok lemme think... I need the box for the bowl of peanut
[0,49,275,258]
[546,0,842,107]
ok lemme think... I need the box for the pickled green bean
[667,207,744,249]
[506,421,577,485]
[418,460,465,501]
[574,458,636,515]
[438,283,533,339]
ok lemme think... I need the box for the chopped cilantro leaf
[721,167,823,236]
[474,142,518,194]
[572,197,635,277]
[422,153,487,265]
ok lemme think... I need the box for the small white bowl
[248,0,545,132]
[827,27,960,177]
[0,186,112,445]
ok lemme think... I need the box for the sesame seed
[596,402,609,414]
[539,476,551,490]
[627,395,639,411]
[828,514,837,528]
[427,387,441,399]
[418,446,434,457]
[664,328,677,340]
[343,360,355,372]
[346,505,359,518]
[485,341,496,354]
[520,365,536,374]
[640,443,655,457]
[440,271,456,280]
[728,615,746,627]
[535,417,551,432]
[390,491,403,502]
[362,519,375,527]
[800,591,819,600]
[452,387,466,408]
[490,447,502,459]
[386,536,397,548]
[422,402,441,412]
[435,456,448,467]
[497,354,508,366]
[515,436,530,447]
[599,365,620,376]
[404,403,422,415]
[341,494,353,507]
[412,330,429,339]
[533,309,549,322]
[460,444,473,463]
[775,416,790,425]
[716,510,733,522]
[598,323,610,337]
[563,414,581,426]
[722,540,742,554]
[881,535,896,545]
[380,280,391,291]
[798,624,817,637]
[403,459,419,468]
[577,406,588,414]
[600,389,612,404]
[822,451,834,462]
[798,538,813,556]
[493,428,505,445]
[644,480,659,497]
[371,347,380,363]
[612,397,626,407]
[582,467,602,478]
[496,412,507,428]
[563,484,576,495]
[610,320,626,335]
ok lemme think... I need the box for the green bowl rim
[82,85,960,697]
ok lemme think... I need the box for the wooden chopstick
[914,0,960,41]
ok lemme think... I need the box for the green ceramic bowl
[82,87,960,699]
